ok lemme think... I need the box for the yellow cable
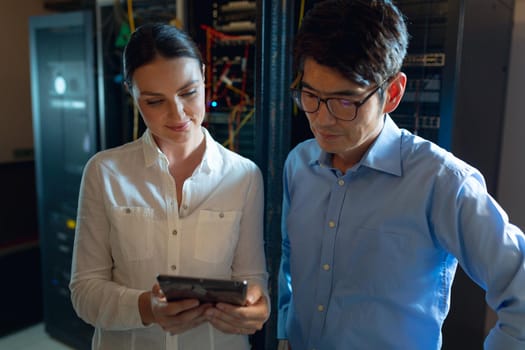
[298,0,305,29]
[224,84,251,103]
[127,0,135,31]
[222,108,255,148]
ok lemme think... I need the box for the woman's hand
[204,283,270,335]
[140,283,212,335]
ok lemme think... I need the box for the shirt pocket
[194,210,241,263]
[110,206,154,261]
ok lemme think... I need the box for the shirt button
[219,212,224,218]
[172,229,177,236]
[328,221,335,228]
[317,305,324,312]
[323,264,330,271]
[170,265,176,271]
[338,179,345,186]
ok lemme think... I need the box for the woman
[69,23,269,350]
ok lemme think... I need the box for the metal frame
[254,0,295,348]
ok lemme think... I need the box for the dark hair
[294,0,409,87]
[123,23,204,86]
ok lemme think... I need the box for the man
[277,0,525,349]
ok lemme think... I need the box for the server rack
[391,1,448,144]
[199,0,258,160]
[29,11,96,350]
[254,0,295,348]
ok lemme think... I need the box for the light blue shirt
[278,115,525,350]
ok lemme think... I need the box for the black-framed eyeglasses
[290,83,385,121]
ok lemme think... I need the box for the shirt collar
[360,114,402,176]
[313,114,403,176]
[199,127,223,174]
[142,129,163,167]
[141,127,222,174]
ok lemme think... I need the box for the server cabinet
[187,0,259,160]
[254,0,295,348]
[395,0,514,195]
[29,11,95,350]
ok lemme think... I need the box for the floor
[0,323,74,350]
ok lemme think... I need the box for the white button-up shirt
[70,128,268,350]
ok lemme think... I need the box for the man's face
[300,58,387,168]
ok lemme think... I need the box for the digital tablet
[156,274,248,306]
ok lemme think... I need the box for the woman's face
[130,56,205,152]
